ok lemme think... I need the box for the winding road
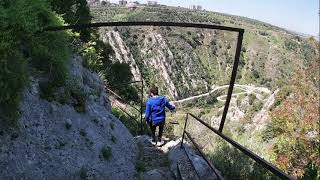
[172,84,271,104]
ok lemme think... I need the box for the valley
[90,5,319,179]
[0,1,318,179]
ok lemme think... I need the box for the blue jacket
[145,96,175,125]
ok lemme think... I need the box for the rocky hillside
[0,56,137,179]
[91,6,319,100]
[89,5,319,178]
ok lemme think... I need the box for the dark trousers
[149,121,165,142]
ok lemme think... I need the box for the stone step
[177,158,200,180]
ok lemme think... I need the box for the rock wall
[0,55,138,179]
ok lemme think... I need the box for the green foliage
[135,161,146,172]
[79,129,87,137]
[248,94,256,105]
[106,62,132,85]
[48,0,92,42]
[284,39,298,51]
[92,118,99,124]
[111,135,117,143]
[263,65,320,178]
[272,86,291,109]
[208,140,278,179]
[65,122,72,130]
[70,84,87,113]
[111,107,140,136]
[79,167,88,180]
[109,122,115,130]
[0,52,27,125]
[101,146,112,160]
[40,79,87,112]
[106,62,140,103]
[0,0,71,125]
[81,35,139,103]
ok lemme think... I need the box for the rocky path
[172,84,271,104]
[134,136,216,180]
[134,136,176,180]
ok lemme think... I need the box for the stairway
[134,135,215,180]
[134,136,175,179]
[176,151,200,180]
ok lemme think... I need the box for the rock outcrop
[0,56,138,179]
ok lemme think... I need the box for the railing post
[140,78,144,134]
[219,30,244,132]
[180,113,189,149]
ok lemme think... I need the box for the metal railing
[106,79,144,134]
[42,19,295,180]
[108,88,140,125]
[180,113,293,180]
[44,21,245,134]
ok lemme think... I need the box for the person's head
[149,86,159,97]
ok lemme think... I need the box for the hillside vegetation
[0,1,140,179]
[91,6,318,98]
[90,5,319,178]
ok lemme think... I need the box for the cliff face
[0,56,138,179]
[100,27,233,99]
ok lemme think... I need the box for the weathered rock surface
[0,56,137,179]
[135,135,218,180]
[134,135,175,180]
[168,139,218,180]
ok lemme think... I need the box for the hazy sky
[109,0,319,36]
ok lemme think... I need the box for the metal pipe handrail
[107,88,140,112]
[43,21,244,33]
[180,141,201,179]
[181,113,293,180]
[111,102,140,127]
[105,79,144,134]
[218,30,243,132]
[184,131,224,180]
[108,80,142,89]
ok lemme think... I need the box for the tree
[264,63,320,178]
[48,0,92,42]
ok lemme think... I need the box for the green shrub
[0,0,71,125]
[111,107,141,135]
[135,161,146,172]
[79,167,88,180]
[0,52,28,126]
[70,86,87,113]
[92,118,99,124]
[248,94,256,105]
[48,0,92,42]
[101,146,112,160]
[79,129,87,137]
[39,81,56,102]
[252,101,263,112]
[65,122,72,130]
[208,140,277,179]
[111,135,117,143]
[109,122,115,130]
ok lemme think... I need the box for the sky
[109,0,319,37]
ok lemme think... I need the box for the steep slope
[91,6,318,100]
[0,56,137,179]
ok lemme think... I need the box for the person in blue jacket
[145,86,175,145]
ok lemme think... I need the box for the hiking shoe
[157,139,165,146]
[149,138,157,145]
